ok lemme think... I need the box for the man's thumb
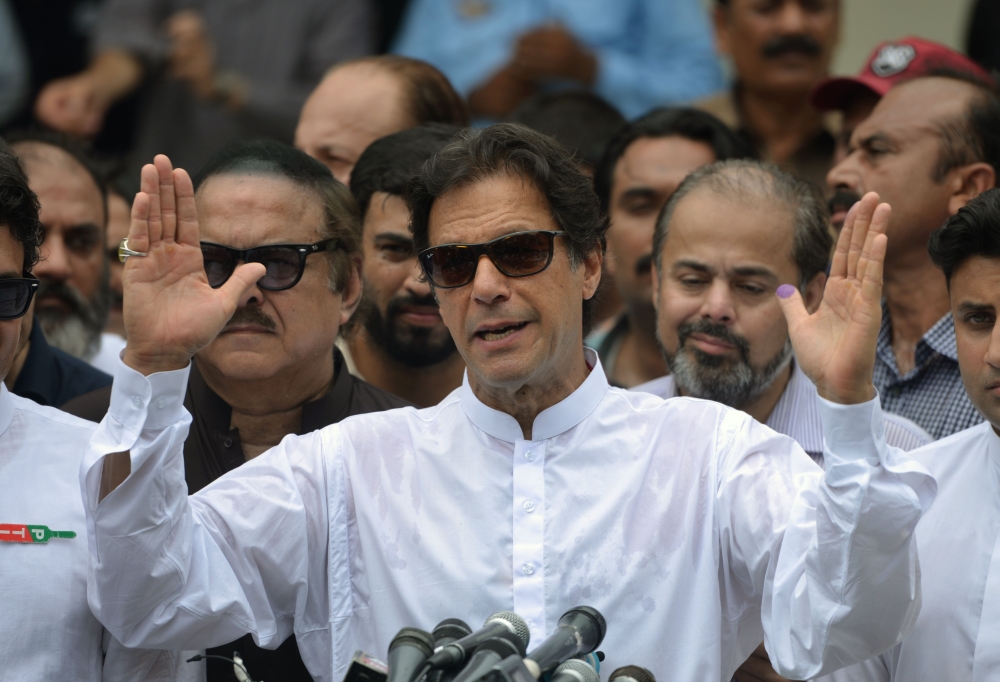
[219,262,266,309]
[776,283,809,332]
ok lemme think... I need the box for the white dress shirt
[633,361,933,461]
[0,384,195,681]
[819,421,1000,682]
[81,350,936,682]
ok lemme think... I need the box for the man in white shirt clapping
[83,125,934,682]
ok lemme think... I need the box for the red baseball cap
[811,36,996,111]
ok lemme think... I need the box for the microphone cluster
[344,606,656,682]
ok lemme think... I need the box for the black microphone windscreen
[434,619,473,644]
[609,666,655,682]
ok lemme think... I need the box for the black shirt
[61,349,410,681]
[11,321,112,407]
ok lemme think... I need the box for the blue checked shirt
[873,308,984,440]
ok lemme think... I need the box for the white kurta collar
[459,347,609,442]
[0,384,14,437]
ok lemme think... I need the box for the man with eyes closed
[62,138,407,682]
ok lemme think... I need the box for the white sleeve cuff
[818,391,886,466]
[109,355,191,433]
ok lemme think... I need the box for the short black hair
[350,124,460,223]
[6,129,108,224]
[655,159,833,289]
[593,107,755,215]
[929,187,1000,284]
[0,150,44,273]
[406,123,607,333]
[510,90,625,169]
[922,69,1000,182]
[194,138,361,294]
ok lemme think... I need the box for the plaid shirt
[873,308,983,439]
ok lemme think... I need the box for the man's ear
[802,271,827,315]
[948,162,996,216]
[338,255,364,327]
[582,245,604,301]
[651,264,661,311]
[712,5,732,56]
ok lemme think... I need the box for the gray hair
[653,159,833,289]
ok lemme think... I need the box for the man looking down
[83,125,933,682]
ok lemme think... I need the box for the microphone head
[609,666,656,682]
[433,619,472,643]
[557,607,607,651]
[554,660,600,682]
[389,627,435,656]
[472,634,524,659]
[484,611,530,649]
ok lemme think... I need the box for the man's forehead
[616,136,715,186]
[197,174,325,245]
[858,77,977,141]
[16,142,102,198]
[428,175,553,244]
[952,255,1000,303]
[0,224,24,272]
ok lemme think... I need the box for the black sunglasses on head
[0,276,38,320]
[201,238,340,291]
[418,230,569,289]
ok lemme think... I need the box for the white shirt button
[155,398,166,409]
[521,563,534,576]
[522,500,535,513]
[524,450,535,462]
[132,396,143,407]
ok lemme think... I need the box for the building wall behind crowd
[833,0,976,74]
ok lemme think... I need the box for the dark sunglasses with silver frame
[200,238,341,291]
[418,230,569,289]
[0,275,39,320]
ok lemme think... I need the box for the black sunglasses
[201,239,340,291]
[418,230,569,289]
[0,276,38,320]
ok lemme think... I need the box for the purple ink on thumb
[776,284,796,299]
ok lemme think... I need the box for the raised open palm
[121,155,265,375]
[778,192,888,405]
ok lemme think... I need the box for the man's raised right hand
[121,155,265,376]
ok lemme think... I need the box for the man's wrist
[123,347,191,376]
[816,383,876,405]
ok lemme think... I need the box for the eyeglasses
[201,239,340,291]
[0,276,38,320]
[418,230,569,289]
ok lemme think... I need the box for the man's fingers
[173,169,200,247]
[126,192,150,255]
[857,203,891,284]
[847,193,879,280]
[830,201,859,279]
[154,155,178,242]
[860,233,887,307]
[140,164,162,244]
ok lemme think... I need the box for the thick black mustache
[387,292,440,319]
[227,305,277,330]
[635,253,654,276]
[828,189,862,218]
[762,34,822,59]
[36,278,91,317]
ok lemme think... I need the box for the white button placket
[512,440,546,639]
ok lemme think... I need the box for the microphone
[427,611,530,669]
[433,619,473,647]
[341,651,389,682]
[450,631,527,682]
[387,627,436,682]
[522,606,606,678]
[550,659,599,682]
[608,666,655,682]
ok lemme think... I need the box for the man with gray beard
[633,159,932,682]
[633,159,930,460]
[7,133,124,373]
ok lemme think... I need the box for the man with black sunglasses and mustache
[63,138,407,682]
[82,124,936,682]
[341,124,465,407]
[698,0,839,190]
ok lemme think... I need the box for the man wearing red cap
[811,37,995,228]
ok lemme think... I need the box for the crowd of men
[1,1,999,682]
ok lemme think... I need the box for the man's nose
[405,258,433,297]
[827,154,861,194]
[699,280,735,323]
[470,255,511,306]
[776,2,808,33]
[985,322,1000,369]
[34,233,72,281]
[237,277,264,307]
